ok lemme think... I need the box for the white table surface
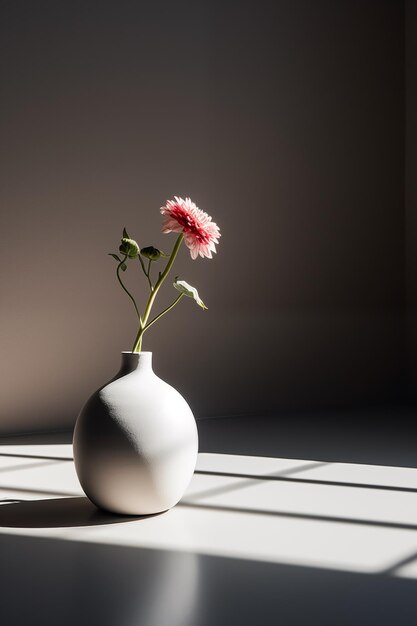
[1,441,417,625]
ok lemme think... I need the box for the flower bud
[119,237,139,259]
[140,246,164,261]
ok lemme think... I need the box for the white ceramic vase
[73,352,198,515]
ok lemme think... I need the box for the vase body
[73,352,198,515]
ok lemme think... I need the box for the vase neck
[118,352,153,376]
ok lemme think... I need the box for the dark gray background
[407,0,417,403]
[0,0,413,433]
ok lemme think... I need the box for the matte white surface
[73,352,198,514]
[1,441,417,624]
[1,445,417,574]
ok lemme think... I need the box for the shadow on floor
[198,409,417,467]
[0,431,73,445]
[2,407,417,467]
[0,496,152,528]
[0,532,416,626]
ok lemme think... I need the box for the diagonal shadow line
[178,501,417,532]
[3,484,417,533]
[194,470,417,495]
[191,462,329,501]
[0,460,63,474]
[0,485,80,497]
[0,453,73,461]
[0,463,325,510]
[381,550,417,576]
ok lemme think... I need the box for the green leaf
[140,246,165,261]
[119,237,139,259]
[121,263,127,271]
[123,227,129,238]
[108,253,122,262]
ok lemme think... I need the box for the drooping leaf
[108,253,122,262]
[120,263,127,271]
[173,279,207,310]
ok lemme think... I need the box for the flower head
[160,196,220,260]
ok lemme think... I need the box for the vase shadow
[0,496,158,528]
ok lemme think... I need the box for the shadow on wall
[0,0,406,434]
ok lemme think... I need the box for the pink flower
[160,196,221,260]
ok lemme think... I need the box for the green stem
[142,293,184,333]
[116,256,143,346]
[144,258,153,291]
[137,254,153,290]
[132,233,183,352]
[137,251,147,275]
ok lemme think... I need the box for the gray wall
[0,1,405,434]
[406,0,417,401]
